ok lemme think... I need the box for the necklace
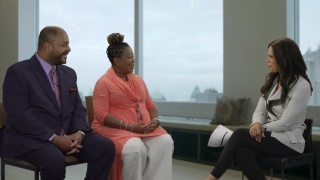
[116,72,128,81]
[134,100,143,122]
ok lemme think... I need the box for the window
[299,1,320,106]
[39,0,134,100]
[39,0,224,119]
[143,0,223,103]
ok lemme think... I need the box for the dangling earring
[116,64,120,74]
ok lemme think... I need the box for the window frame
[286,0,299,42]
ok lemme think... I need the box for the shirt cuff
[49,134,56,141]
[78,130,85,136]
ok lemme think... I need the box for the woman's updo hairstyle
[106,33,129,65]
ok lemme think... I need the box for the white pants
[121,134,174,180]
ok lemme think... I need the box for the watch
[153,118,160,127]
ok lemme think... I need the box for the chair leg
[281,169,284,180]
[310,163,313,180]
[270,169,273,180]
[1,160,4,180]
[241,172,244,180]
[35,170,40,180]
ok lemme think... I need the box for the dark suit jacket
[2,54,92,157]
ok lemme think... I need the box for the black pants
[19,132,115,180]
[211,128,300,180]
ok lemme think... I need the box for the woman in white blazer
[206,38,313,180]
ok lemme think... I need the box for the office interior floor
[0,158,282,180]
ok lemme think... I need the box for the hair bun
[107,33,124,45]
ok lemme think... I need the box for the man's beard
[50,53,66,65]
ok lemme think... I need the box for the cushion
[210,97,248,126]
[239,98,251,124]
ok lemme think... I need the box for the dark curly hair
[260,38,313,105]
[106,33,129,65]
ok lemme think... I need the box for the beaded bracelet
[119,120,123,129]
[130,124,133,132]
[124,122,128,130]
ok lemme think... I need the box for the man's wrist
[49,134,56,142]
[78,131,85,136]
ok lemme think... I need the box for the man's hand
[67,132,84,154]
[52,132,84,155]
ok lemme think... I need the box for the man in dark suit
[2,26,115,180]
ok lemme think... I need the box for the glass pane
[300,1,320,105]
[39,0,134,100]
[143,0,223,102]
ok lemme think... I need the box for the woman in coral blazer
[92,33,174,180]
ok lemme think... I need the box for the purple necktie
[50,67,65,135]
[50,67,61,107]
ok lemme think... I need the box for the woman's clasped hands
[131,119,159,134]
[249,123,265,142]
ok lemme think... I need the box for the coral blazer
[92,67,168,180]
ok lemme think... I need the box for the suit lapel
[56,66,66,115]
[266,81,282,119]
[28,55,61,111]
[268,86,281,101]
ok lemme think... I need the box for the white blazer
[252,76,311,153]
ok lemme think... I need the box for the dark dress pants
[19,132,115,180]
[211,128,300,180]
